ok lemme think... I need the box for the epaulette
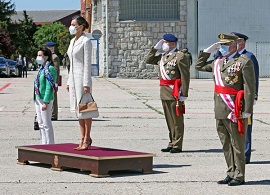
[240,54,249,59]
[239,54,249,62]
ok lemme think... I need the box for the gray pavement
[0,67,270,194]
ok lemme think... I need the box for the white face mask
[36,56,44,65]
[69,25,77,35]
[162,43,170,52]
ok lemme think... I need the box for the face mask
[219,45,230,56]
[162,43,170,52]
[69,25,77,35]
[36,56,44,65]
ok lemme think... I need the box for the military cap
[45,42,56,47]
[217,33,238,44]
[231,32,249,41]
[163,34,178,42]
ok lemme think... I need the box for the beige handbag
[78,93,99,115]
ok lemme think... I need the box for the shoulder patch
[240,54,249,59]
[238,54,250,62]
[176,51,184,55]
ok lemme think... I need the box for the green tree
[0,0,16,57]
[56,30,73,55]
[14,10,37,58]
[33,22,67,48]
[0,0,16,26]
[0,28,14,57]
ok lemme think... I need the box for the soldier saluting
[195,33,255,186]
[146,34,190,153]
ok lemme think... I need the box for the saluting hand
[154,39,164,50]
[203,42,220,53]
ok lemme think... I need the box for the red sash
[214,85,245,135]
[160,79,184,116]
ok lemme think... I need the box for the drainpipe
[105,0,109,77]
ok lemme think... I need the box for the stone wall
[92,0,187,78]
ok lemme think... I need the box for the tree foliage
[33,22,72,57]
[0,0,15,58]
[33,22,68,47]
[0,28,14,57]
[0,0,16,24]
[1,1,73,59]
[13,10,37,58]
[56,29,73,55]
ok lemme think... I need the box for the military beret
[163,34,178,42]
[231,32,249,41]
[217,33,238,44]
[45,42,56,47]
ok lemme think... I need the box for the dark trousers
[22,66,27,78]
[18,65,23,77]
[51,92,58,120]
[245,115,253,161]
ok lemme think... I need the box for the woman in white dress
[66,16,93,150]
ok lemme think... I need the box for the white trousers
[35,99,55,144]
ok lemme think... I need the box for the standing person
[62,52,70,73]
[22,56,28,78]
[66,16,93,151]
[16,54,23,77]
[46,42,60,121]
[231,32,259,164]
[146,34,190,153]
[195,33,255,186]
[31,57,38,71]
[34,46,57,144]
[182,48,193,69]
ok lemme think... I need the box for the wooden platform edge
[16,146,155,160]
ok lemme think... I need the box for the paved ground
[0,67,270,194]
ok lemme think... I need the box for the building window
[94,0,102,21]
[119,0,180,21]
[97,0,102,21]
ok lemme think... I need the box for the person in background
[231,32,259,164]
[66,16,93,151]
[45,42,60,121]
[146,33,190,153]
[34,46,57,144]
[16,54,23,77]
[195,33,255,186]
[62,52,70,73]
[22,56,28,78]
[31,57,38,71]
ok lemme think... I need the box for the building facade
[90,0,270,78]
[91,0,188,78]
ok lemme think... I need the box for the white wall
[195,0,270,78]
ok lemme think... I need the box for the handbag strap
[79,93,95,103]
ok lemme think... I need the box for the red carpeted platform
[16,143,154,177]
